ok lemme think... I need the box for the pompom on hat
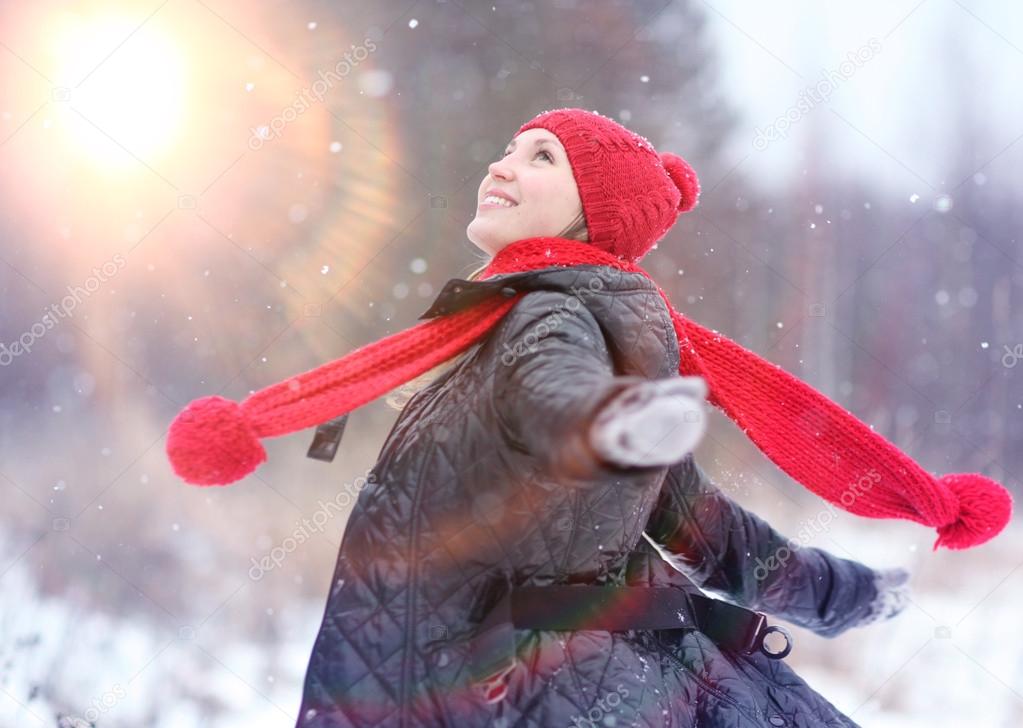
[516,108,700,263]
[166,107,1013,552]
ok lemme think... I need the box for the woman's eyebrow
[504,138,560,153]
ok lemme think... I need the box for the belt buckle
[697,597,793,660]
[740,611,793,660]
[742,612,768,655]
[752,622,793,660]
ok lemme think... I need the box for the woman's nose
[488,156,514,180]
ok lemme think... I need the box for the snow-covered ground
[0,555,321,727]
[4,519,1022,726]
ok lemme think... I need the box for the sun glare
[52,13,187,169]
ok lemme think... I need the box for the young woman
[166,108,1011,728]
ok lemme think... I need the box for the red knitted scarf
[166,236,1012,551]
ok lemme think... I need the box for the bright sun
[53,13,187,169]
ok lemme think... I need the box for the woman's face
[466,127,584,257]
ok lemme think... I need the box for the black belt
[468,585,793,704]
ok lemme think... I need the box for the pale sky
[701,0,1023,196]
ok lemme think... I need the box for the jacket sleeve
[489,290,655,480]
[642,453,879,637]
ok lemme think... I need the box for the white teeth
[483,194,516,207]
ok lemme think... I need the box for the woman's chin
[466,225,506,256]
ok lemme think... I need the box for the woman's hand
[857,567,912,627]
[588,376,708,468]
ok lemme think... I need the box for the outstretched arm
[642,453,908,637]
[489,290,651,479]
[491,289,708,479]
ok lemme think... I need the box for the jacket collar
[418,264,655,321]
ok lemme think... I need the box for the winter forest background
[2,0,1022,726]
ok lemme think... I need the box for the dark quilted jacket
[294,265,880,728]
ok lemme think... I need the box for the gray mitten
[588,376,708,467]
[857,567,911,627]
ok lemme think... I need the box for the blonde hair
[385,212,589,412]
[384,260,490,411]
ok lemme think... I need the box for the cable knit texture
[518,108,699,263]
[165,107,1012,553]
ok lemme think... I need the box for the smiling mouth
[480,194,518,208]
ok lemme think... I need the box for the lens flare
[52,12,187,169]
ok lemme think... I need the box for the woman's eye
[494,148,553,162]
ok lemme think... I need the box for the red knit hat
[165,108,1012,552]
[517,108,699,263]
